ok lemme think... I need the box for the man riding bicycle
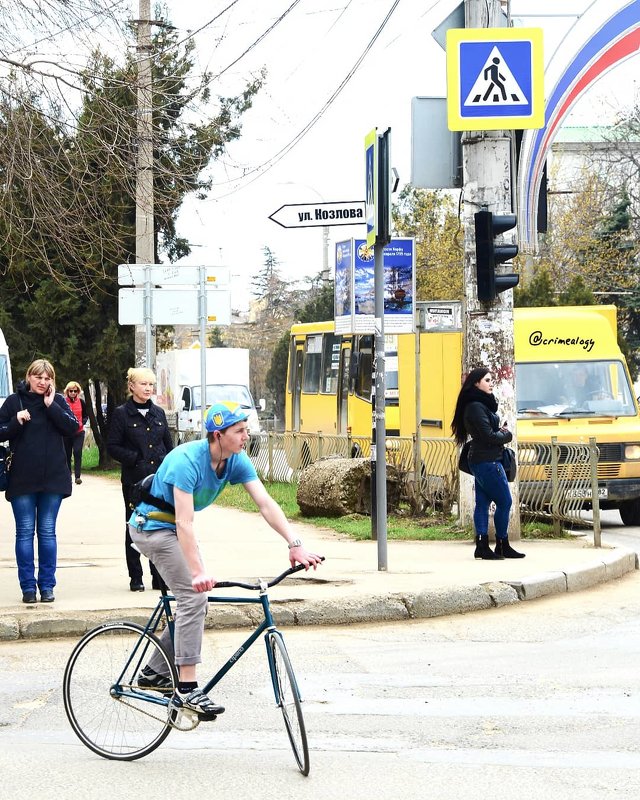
[129,401,323,720]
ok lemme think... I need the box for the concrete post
[135,0,156,369]
[460,0,521,539]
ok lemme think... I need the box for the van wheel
[619,499,640,526]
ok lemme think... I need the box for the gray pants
[129,524,208,671]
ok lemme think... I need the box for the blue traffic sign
[447,28,544,131]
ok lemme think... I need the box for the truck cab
[514,305,640,525]
[178,381,264,437]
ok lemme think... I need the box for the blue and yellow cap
[205,401,250,433]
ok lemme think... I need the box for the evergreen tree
[0,17,263,465]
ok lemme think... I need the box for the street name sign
[446,27,544,130]
[117,264,230,286]
[268,201,365,229]
[118,287,231,326]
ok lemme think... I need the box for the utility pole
[460,0,521,539]
[135,0,155,368]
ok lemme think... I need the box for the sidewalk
[0,474,637,640]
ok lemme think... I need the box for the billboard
[334,237,415,334]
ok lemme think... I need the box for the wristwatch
[288,538,303,549]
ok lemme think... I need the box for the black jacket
[107,399,173,485]
[463,400,512,464]
[0,381,79,500]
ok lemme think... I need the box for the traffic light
[474,209,519,302]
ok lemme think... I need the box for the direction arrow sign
[117,264,230,286]
[268,201,365,229]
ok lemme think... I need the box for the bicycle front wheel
[267,631,310,775]
[63,622,177,761]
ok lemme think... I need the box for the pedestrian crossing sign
[446,28,544,131]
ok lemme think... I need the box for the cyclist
[129,401,323,720]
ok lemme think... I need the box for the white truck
[0,328,12,408]
[155,347,263,438]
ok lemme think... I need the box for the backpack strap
[140,487,175,514]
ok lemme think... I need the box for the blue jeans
[11,493,63,592]
[469,460,512,540]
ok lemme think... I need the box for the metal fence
[169,426,601,535]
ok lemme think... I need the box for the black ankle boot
[474,535,501,560]
[494,537,526,559]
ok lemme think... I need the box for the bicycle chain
[116,690,200,731]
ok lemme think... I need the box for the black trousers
[64,432,85,480]
[122,483,167,591]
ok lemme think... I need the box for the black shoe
[22,591,37,604]
[474,536,502,560]
[494,538,526,559]
[171,688,225,720]
[39,589,55,603]
[138,667,173,692]
[75,478,82,485]
[129,580,145,592]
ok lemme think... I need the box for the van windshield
[516,361,636,417]
[192,383,254,411]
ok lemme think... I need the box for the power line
[209,0,403,199]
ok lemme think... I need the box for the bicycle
[62,563,317,774]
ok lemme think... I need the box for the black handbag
[458,441,472,475]
[0,444,12,492]
[502,447,517,482]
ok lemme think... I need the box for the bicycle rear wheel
[63,621,177,761]
[267,631,310,775]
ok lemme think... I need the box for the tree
[251,247,291,319]
[392,185,463,300]
[208,327,226,348]
[0,15,263,465]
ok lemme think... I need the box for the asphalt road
[1,569,639,799]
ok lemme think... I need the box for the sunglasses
[69,389,79,394]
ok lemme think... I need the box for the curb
[0,549,636,642]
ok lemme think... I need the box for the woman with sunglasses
[63,382,89,485]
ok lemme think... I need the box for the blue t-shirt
[129,438,258,532]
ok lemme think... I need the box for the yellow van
[514,305,640,524]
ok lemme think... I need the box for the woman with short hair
[63,381,89,485]
[107,367,173,592]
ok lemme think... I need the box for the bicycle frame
[64,562,316,770]
[127,584,301,707]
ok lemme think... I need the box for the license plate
[565,487,608,499]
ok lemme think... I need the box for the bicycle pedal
[169,707,200,731]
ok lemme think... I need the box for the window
[321,333,341,394]
[302,335,323,393]
[354,335,373,401]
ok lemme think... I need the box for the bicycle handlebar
[214,556,325,591]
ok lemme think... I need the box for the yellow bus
[286,305,640,525]
[286,319,462,439]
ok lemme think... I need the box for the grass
[84,445,562,541]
